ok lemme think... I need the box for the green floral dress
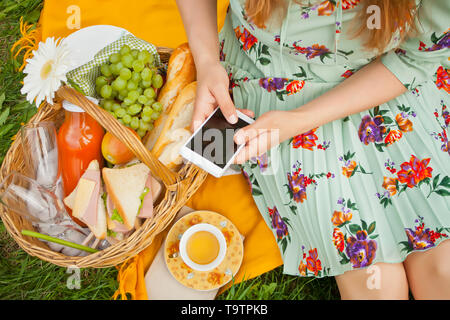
[219,0,450,277]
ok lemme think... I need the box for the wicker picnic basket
[0,47,208,268]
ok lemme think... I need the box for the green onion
[111,209,124,224]
[107,229,117,238]
[21,230,98,254]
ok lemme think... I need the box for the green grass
[0,0,41,161]
[0,0,339,300]
[220,269,339,300]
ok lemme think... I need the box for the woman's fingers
[237,108,255,118]
[191,111,205,132]
[191,86,215,131]
[213,84,238,124]
[191,111,210,132]
[234,130,272,164]
[234,114,271,145]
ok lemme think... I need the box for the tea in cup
[179,223,227,272]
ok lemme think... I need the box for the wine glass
[0,171,66,223]
[20,122,63,198]
[0,172,89,256]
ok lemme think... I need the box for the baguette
[144,43,196,150]
[151,82,197,171]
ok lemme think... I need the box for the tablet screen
[186,108,250,169]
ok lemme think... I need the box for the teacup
[179,223,227,272]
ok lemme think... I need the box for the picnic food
[6,26,210,268]
[150,82,196,171]
[58,99,105,226]
[65,160,163,242]
[145,43,196,150]
[155,43,196,114]
[103,163,162,231]
[58,43,195,242]
[64,160,107,239]
[95,44,164,138]
[101,129,140,165]
[105,172,162,240]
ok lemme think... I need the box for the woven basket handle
[56,85,178,187]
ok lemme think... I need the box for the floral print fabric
[220,0,450,277]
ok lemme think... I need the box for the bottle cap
[62,96,99,113]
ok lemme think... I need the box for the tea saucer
[164,211,244,291]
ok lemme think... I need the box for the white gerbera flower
[21,37,73,107]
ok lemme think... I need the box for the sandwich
[64,160,107,239]
[150,82,196,171]
[102,163,162,232]
[145,43,196,150]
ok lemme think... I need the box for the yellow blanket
[38,0,283,300]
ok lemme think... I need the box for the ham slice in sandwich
[102,163,162,232]
[64,160,107,239]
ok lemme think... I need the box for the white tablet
[180,108,254,178]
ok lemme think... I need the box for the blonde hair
[244,0,418,53]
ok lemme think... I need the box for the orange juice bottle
[57,97,104,226]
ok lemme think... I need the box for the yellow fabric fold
[39,0,283,300]
[40,0,229,48]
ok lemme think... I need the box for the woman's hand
[192,61,254,131]
[175,0,250,130]
[192,61,236,131]
[233,109,310,164]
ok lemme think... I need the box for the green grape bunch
[96,45,164,138]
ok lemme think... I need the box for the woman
[176,0,450,299]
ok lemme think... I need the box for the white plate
[63,25,133,71]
